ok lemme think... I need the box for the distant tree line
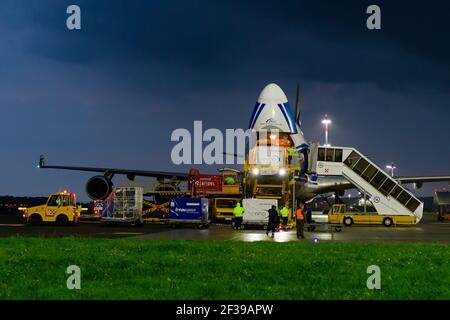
[0,196,89,213]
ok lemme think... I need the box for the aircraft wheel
[343,217,353,226]
[383,217,393,227]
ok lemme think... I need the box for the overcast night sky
[0,0,449,200]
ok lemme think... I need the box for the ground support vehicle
[21,191,80,225]
[327,204,416,227]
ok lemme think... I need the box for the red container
[189,175,223,192]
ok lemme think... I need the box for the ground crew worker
[233,202,245,230]
[306,208,313,224]
[296,204,305,239]
[280,205,289,230]
[225,176,235,185]
[266,205,278,238]
[287,146,297,166]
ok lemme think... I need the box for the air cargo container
[242,198,278,228]
[102,187,143,225]
[169,197,209,228]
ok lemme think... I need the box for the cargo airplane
[38,83,450,206]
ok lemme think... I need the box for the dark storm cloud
[2,0,449,91]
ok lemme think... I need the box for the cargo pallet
[102,187,144,225]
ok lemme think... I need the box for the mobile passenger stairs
[309,144,423,225]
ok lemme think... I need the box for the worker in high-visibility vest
[280,205,290,230]
[233,202,245,230]
[225,176,236,185]
[296,204,305,239]
[287,146,297,166]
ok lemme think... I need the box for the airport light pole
[386,162,397,177]
[321,114,331,147]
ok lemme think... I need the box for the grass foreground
[0,238,448,300]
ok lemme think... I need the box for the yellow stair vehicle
[328,204,416,227]
[21,191,80,225]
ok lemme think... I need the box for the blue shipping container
[169,198,209,223]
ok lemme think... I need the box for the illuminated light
[252,168,259,175]
[386,162,397,177]
[269,134,277,140]
[321,114,332,146]
[312,237,319,243]
[279,168,286,176]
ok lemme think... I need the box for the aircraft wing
[395,176,450,185]
[310,175,450,196]
[37,155,189,180]
[314,182,354,195]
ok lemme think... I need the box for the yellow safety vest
[233,206,245,217]
[280,207,289,217]
[296,209,304,220]
[288,148,296,156]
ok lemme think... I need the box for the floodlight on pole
[386,162,397,177]
[321,114,331,146]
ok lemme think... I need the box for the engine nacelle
[86,175,113,200]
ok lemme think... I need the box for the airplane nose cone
[258,83,288,103]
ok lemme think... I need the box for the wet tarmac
[0,213,448,243]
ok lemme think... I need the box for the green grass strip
[0,238,448,300]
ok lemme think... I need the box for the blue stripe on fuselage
[250,103,265,129]
[278,104,296,132]
[248,102,261,129]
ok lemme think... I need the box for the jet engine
[86,175,113,200]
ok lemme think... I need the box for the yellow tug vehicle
[20,191,80,225]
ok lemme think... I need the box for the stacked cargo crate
[102,187,143,224]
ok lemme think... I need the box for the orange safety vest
[296,208,304,220]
